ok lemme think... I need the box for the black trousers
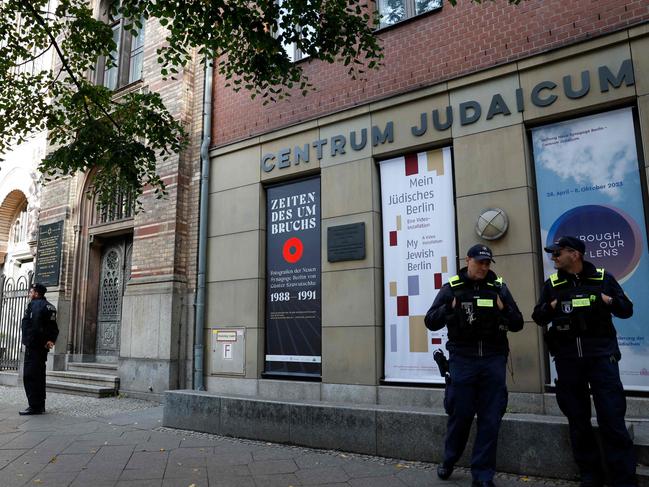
[555,355,637,487]
[23,346,49,410]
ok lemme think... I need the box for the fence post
[0,273,5,322]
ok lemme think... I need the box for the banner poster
[380,147,456,383]
[265,177,322,377]
[532,107,649,390]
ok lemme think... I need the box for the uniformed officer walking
[425,244,523,487]
[20,283,59,415]
[532,236,637,487]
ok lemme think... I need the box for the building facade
[33,0,204,396]
[203,0,649,403]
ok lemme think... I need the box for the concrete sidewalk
[0,386,578,487]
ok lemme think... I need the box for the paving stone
[61,439,107,454]
[207,473,256,487]
[40,453,93,472]
[207,451,253,465]
[115,480,163,487]
[168,456,206,468]
[162,479,208,487]
[294,453,350,469]
[177,437,221,448]
[72,466,122,482]
[212,441,259,455]
[349,475,408,487]
[134,438,181,452]
[91,444,136,464]
[396,467,450,487]
[252,472,302,486]
[0,461,46,486]
[295,465,351,484]
[120,431,153,443]
[69,479,117,487]
[0,432,23,446]
[125,451,169,469]
[342,461,402,478]
[206,464,251,477]
[119,466,165,481]
[0,448,27,467]
[162,465,208,480]
[1,432,50,449]
[29,470,78,486]
[168,446,214,459]
[251,446,300,461]
[248,458,298,475]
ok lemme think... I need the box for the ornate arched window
[89,188,134,226]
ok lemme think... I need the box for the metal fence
[0,273,31,370]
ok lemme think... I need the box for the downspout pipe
[193,58,213,391]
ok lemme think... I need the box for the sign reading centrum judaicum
[34,220,64,287]
[532,107,649,391]
[264,177,322,378]
[380,147,456,383]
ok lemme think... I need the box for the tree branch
[21,0,122,132]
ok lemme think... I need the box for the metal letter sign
[265,177,322,377]
[34,221,64,287]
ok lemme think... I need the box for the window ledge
[111,79,146,101]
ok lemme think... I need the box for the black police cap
[30,283,47,295]
[544,236,586,254]
[467,244,495,263]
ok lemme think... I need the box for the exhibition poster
[532,107,649,390]
[380,147,456,383]
[265,177,322,377]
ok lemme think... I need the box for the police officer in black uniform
[425,244,523,487]
[532,236,636,487]
[20,283,58,415]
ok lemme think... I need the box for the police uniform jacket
[425,268,524,357]
[21,297,59,349]
[532,260,632,358]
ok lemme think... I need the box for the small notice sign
[34,221,64,287]
[214,330,237,342]
[327,222,365,262]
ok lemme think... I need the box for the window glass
[98,1,144,89]
[103,23,121,89]
[415,0,442,16]
[379,0,406,27]
[128,22,144,84]
[378,0,441,28]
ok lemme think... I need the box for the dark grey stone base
[119,357,179,395]
[163,390,583,480]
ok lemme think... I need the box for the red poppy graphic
[283,237,304,263]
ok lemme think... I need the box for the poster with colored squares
[532,107,649,391]
[380,147,456,383]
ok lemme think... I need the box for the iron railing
[0,273,32,370]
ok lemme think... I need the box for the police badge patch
[561,301,573,314]
[461,302,476,324]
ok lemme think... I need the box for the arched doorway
[0,190,35,370]
[70,173,134,363]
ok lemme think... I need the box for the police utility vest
[549,268,614,337]
[448,274,506,341]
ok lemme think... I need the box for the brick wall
[212,0,649,146]
[40,10,203,296]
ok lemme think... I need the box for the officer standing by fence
[425,244,523,487]
[532,236,637,487]
[20,283,58,415]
